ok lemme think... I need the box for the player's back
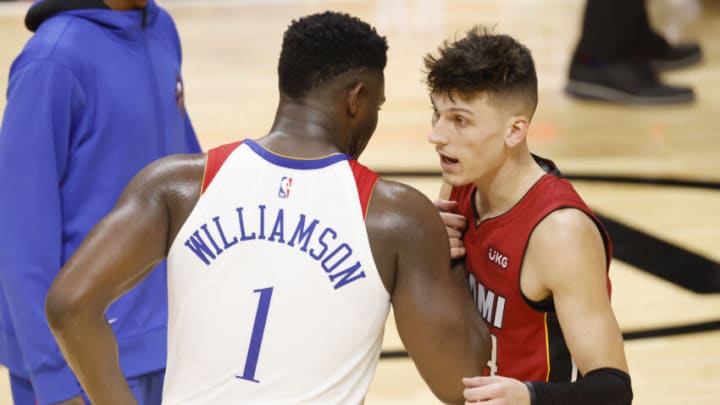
[163,140,390,404]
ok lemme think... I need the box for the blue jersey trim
[244,138,351,169]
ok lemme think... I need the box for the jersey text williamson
[182,204,367,290]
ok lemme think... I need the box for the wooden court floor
[1,0,719,403]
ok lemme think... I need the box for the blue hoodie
[0,1,201,403]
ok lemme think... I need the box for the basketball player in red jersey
[44,12,490,404]
[425,27,633,404]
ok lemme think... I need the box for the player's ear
[505,115,529,147]
[347,82,365,117]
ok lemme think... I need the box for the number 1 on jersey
[236,287,274,383]
[487,334,498,376]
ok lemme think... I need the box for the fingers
[449,237,465,260]
[446,216,465,259]
[463,380,497,403]
[434,198,458,213]
[434,198,466,230]
[447,223,463,239]
[463,376,496,387]
[463,376,500,402]
[439,209,466,259]
[462,376,531,404]
[434,199,467,259]
[440,211,466,231]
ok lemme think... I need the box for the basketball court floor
[0,0,718,403]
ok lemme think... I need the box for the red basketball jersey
[450,174,612,382]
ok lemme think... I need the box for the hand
[434,199,467,259]
[55,396,86,405]
[462,375,531,405]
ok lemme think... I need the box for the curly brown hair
[424,26,538,118]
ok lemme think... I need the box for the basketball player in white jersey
[45,11,490,405]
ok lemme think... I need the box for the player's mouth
[438,152,459,171]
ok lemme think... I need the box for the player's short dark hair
[424,26,538,118]
[278,11,388,99]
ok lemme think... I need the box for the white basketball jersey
[163,140,391,404]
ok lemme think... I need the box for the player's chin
[441,171,471,187]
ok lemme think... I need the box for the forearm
[526,368,633,405]
[401,270,490,404]
[47,305,137,405]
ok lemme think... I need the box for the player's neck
[473,154,545,221]
[262,102,348,158]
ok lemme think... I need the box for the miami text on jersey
[468,273,506,329]
[182,204,367,290]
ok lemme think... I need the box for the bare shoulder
[366,178,442,232]
[533,208,604,250]
[120,153,207,243]
[365,178,450,292]
[119,153,206,209]
[127,153,206,195]
[527,207,607,292]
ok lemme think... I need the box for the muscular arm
[524,208,628,376]
[45,154,205,405]
[520,208,631,404]
[367,180,490,404]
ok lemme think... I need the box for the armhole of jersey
[587,212,614,297]
[201,141,243,194]
[587,214,613,266]
[349,160,379,219]
[520,204,614,312]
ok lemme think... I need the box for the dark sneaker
[649,42,702,71]
[565,60,695,105]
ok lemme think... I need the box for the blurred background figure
[566,0,702,105]
[0,1,201,404]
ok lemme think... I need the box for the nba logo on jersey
[278,176,293,198]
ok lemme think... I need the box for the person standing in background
[0,1,201,404]
[566,0,701,105]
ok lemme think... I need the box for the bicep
[531,210,628,375]
[388,188,489,402]
[49,154,205,311]
[52,173,171,310]
[392,205,471,342]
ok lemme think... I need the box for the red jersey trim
[201,141,243,194]
[348,160,379,219]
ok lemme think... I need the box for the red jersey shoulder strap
[449,183,475,220]
[201,141,243,194]
[348,160,380,219]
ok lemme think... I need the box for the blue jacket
[0,1,201,403]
